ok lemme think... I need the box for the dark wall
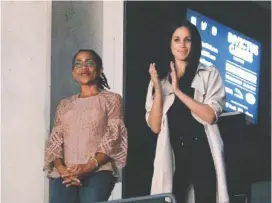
[123,1,271,198]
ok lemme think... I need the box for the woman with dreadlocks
[44,49,128,203]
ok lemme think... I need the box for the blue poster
[187,9,262,123]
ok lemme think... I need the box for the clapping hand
[149,63,161,90]
[170,61,179,94]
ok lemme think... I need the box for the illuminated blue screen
[187,9,262,123]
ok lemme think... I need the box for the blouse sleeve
[204,67,226,123]
[96,93,128,168]
[145,80,154,127]
[44,101,64,172]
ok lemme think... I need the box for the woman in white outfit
[145,20,229,203]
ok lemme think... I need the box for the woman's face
[170,26,192,62]
[72,51,100,85]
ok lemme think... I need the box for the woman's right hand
[149,63,161,90]
[148,63,163,134]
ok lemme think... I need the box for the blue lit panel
[187,9,262,123]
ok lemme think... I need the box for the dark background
[122,1,271,199]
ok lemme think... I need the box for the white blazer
[145,64,229,203]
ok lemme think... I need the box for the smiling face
[72,51,101,85]
[170,26,192,62]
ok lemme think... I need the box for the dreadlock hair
[72,49,110,90]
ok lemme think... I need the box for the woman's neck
[174,59,188,79]
[79,84,100,98]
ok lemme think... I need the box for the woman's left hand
[170,61,179,94]
[64,164,90,178]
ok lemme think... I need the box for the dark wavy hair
[72,49,110,90]
[156,20,202,80]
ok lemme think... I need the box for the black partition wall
[123,1,271,199]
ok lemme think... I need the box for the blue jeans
[49,170,116,203]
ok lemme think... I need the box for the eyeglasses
[73,60,96,69]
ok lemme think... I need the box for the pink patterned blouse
[44,90,128,178]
